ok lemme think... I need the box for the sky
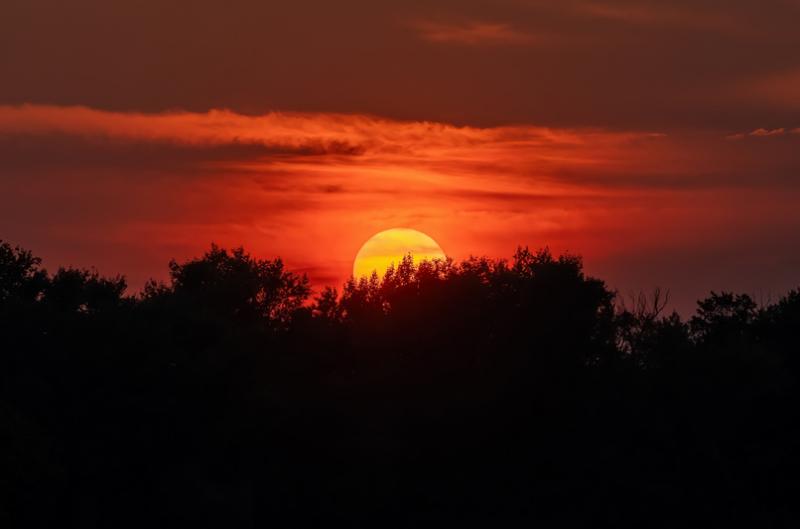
[2,0,799,313]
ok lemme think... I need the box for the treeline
[2,240,799,528]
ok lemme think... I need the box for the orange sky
[2,105,799,313]
[2,1,800,313]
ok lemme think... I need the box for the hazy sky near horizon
[2,0,800,313]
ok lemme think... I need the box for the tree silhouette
[2,239,800,528]
[147,244,310,327]
[0,240,48,311]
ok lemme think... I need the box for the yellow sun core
[353,228,446,279]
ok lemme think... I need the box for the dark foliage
[2,240,799,528]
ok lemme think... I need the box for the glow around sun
[353,228,446,279]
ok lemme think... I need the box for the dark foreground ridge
[2,240,799,528]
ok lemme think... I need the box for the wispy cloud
[410,20,538,46]
[750,128,787,137]
[738,69,800,110]
[727,127,800,140]
[572,1,755,36]
[0,104,655,171]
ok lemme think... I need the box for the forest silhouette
[2,240,799,527]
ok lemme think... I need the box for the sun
[353,228,446,279]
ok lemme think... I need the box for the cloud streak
[572,1,756,35]
[410,20,539,45]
